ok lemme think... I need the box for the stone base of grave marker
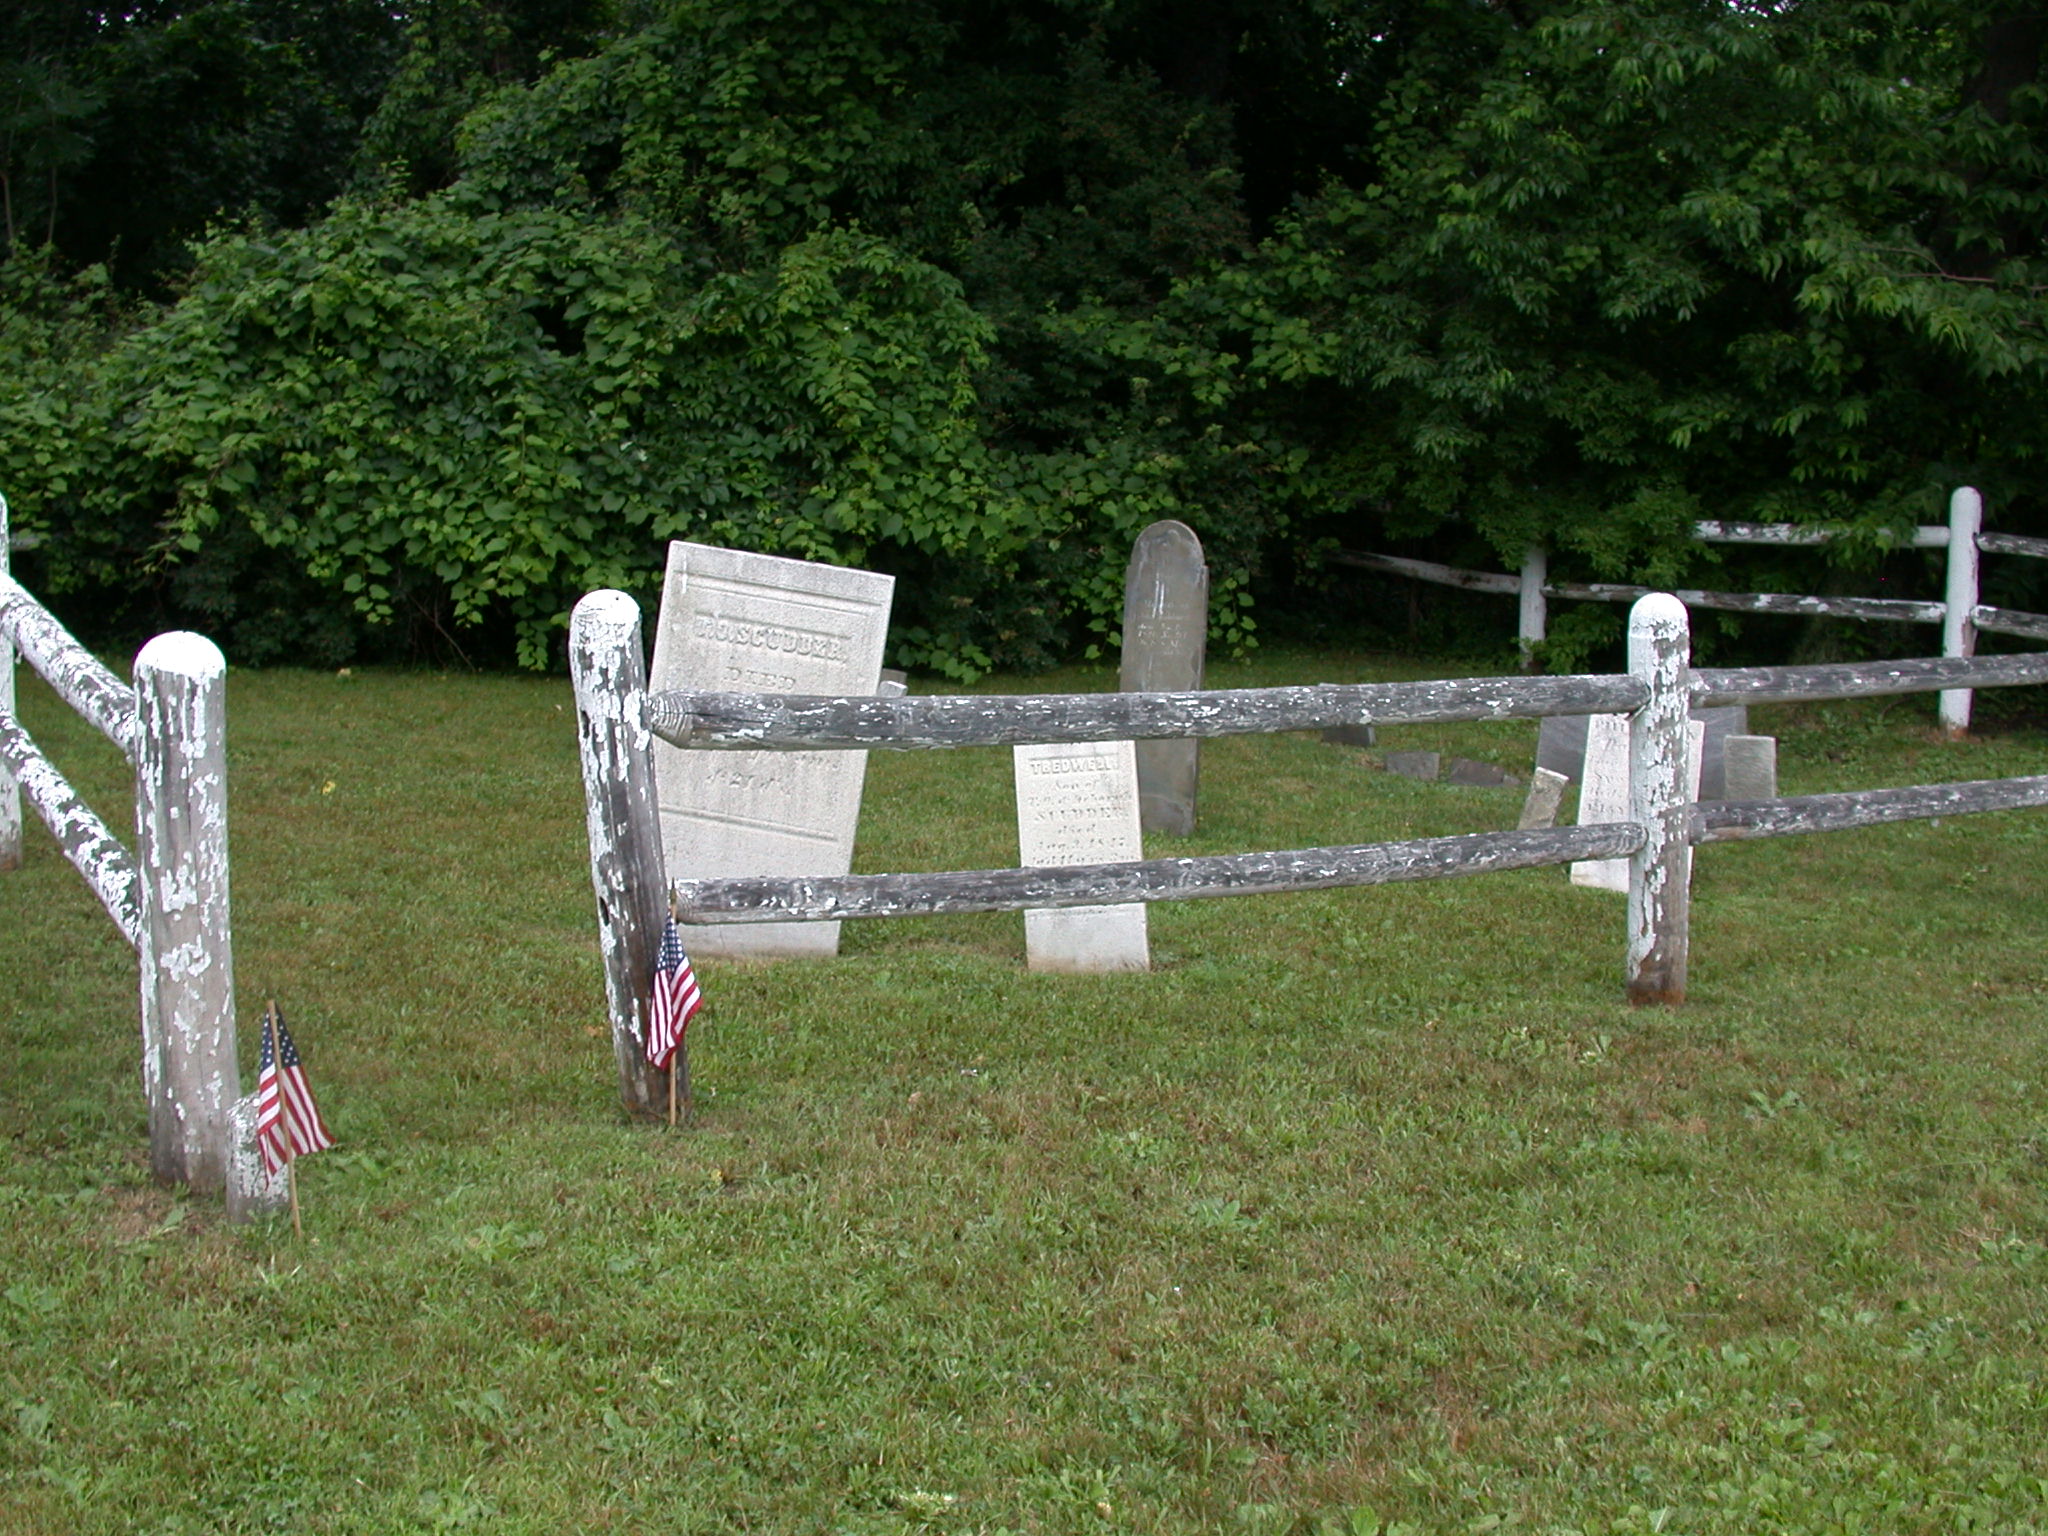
[1121,521,1208,837]
[1014,739,1149,973]
[648,542,894,960]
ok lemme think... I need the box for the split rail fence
[571,587,2048,1118]
[1,494,277,1217]
[1335,487,2048,736]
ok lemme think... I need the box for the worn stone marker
[1446,758,1517,787]
[647,542,894,959]
[1120,521,1208,836]
[1539,704,1749,798]
[1384,750,1440,782]
[1013,739,1149,973]
[1571,714,1704,892]
[1722,734,1779,800]
[1517,767,1570,830]
[1321,723,1377,749]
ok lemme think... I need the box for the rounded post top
[134,630,226,682]
[572,589,642,633]
[1949,485,1983,528]
[1627,592,1690,637]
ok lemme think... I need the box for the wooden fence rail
[1334,487,2046,736]
[574,586,2048,1115]
[0,498,277,1218]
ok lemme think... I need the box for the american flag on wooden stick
[257,1008,336,1175]
[645,915,704,1071]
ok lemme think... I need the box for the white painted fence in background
[574,587,2048,1115]
[0,494,279,1218]
[1334,487,2048,737]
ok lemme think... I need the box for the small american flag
[257,1008,335,1175]
[645,915,703,1071]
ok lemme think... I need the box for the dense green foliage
[3,1,2045,670]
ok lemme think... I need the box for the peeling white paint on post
[1626,595,1692,1006]
[133,633,237,1191]
[569,590,673,1120]
[1939,486,1983,738]
[0,711,141,943]
[1517,545,1547,670]
[0,572,141,756]
[225,1091,288,1222]
[1,491,18,871]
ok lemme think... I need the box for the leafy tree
[6,0,2045,672]
[1116,0,2048,659]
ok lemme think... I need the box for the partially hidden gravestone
[1518,767,1570,830]
[1570,714,1705,892]
[1120,521,1208,836]
[647,543,894,959]
[1384,750,1440,782]
[1013,740,1149,973]
[1539,705,1749,798]
[1722,735,1779,800]
[1445,758,1517,787]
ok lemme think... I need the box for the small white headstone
[648,543,894,959]
[1571,714,1703,892]
[1013,740,1149,973]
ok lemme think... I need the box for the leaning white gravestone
[1570,713,1705,893]
[1013,740,1150,973]
[647,543,894,959]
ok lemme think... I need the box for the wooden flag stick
[267,1001,302,1238]
[668,1063,678,1128]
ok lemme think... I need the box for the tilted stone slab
[648,543,893,959]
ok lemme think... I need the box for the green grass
[3,648,2047,1535]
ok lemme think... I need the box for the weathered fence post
[1,491,20,872]
[1626,594,1691,1005]
[1518,544,1548,671]
[1939,485,1983,739]
[570,590,673,1120]
[133,633,237,1191]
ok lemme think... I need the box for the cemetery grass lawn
[3,649,2048,1535]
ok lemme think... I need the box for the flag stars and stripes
[257,1009,336,1176]
[645,915,704,1072]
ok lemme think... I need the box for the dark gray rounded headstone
[1120,521,1208,836]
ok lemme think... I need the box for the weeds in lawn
[2,651,2046,1532]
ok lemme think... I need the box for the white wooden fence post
[569,590,674,1120]
[1939,486,1983,739]
[1518,544,1547,671]
[1626,594,1692,1005]
[133,633,237,1191]
[1,491,20,872]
